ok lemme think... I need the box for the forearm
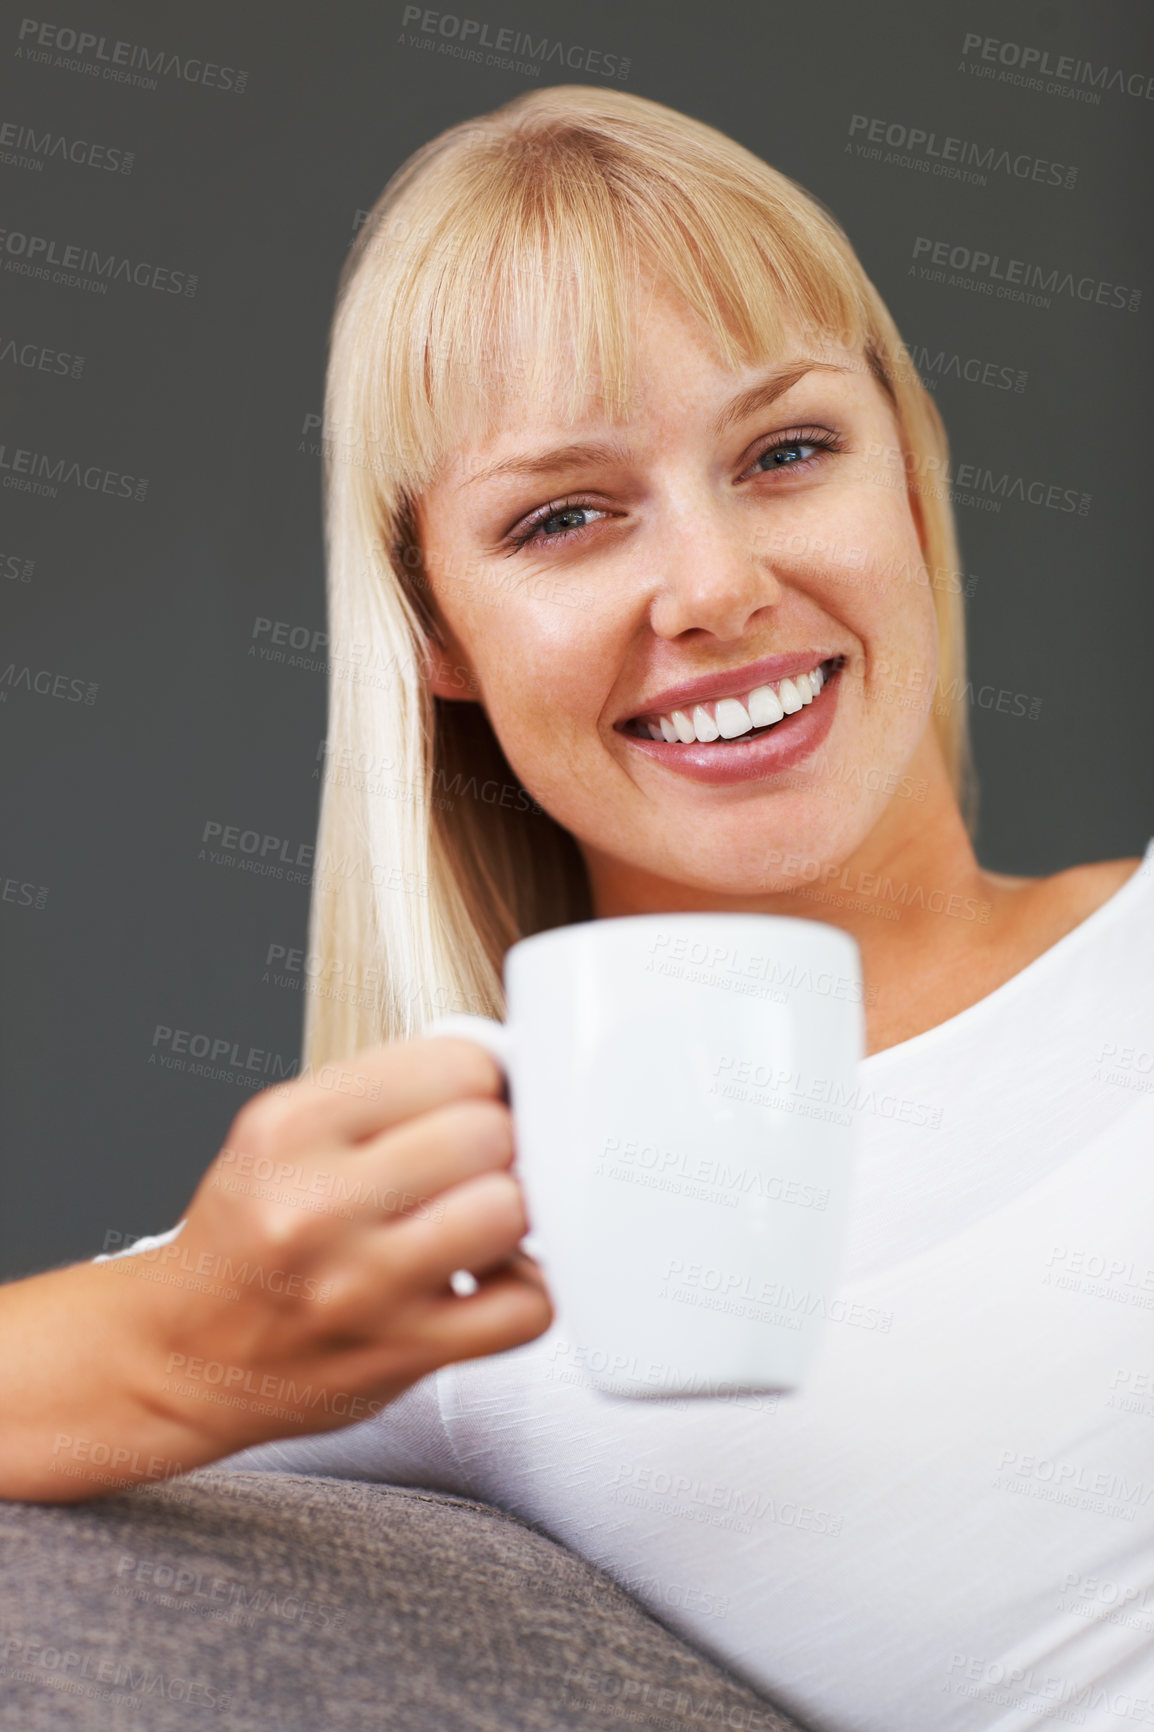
[0,1042,550,1501]
[0,1259,228,1503]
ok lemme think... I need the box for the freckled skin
[415,287,1140,1054]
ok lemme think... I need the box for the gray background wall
[2,0,1151,1278]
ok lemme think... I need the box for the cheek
[793,488,937,739]
[835,467,924,560]
[826,483,935,646]
[773,458,923,584]
[466,593,619,749]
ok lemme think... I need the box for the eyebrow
[456,360,852,490]
[712,360,852,436]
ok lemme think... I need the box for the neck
[581,729,998,1053]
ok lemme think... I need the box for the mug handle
[420,1014,543,1266]
[421,1013,514,1082]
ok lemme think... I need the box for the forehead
[426,288,871,491]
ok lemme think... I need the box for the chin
[628,799,886,902]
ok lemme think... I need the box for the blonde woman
[3,86,1151,1731]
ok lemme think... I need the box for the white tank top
[113,841,1154,1732]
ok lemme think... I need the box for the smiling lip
[616,650,841,730]
[616,659,844,786]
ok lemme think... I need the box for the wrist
[101,1253,269,1467]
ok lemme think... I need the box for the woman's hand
[134,1036,553,1457]
[0,1037,552,1500]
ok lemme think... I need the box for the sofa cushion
[0,1469,804,1730]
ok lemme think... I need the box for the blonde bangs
[337,95,879,498]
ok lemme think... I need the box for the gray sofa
[0,1470,805,1729]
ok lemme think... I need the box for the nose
[645,506,784,643]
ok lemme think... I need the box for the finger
[412,1262,556,1363]
[445,1247,551,1297]
[473,1248,550,1292]
[376,1170,530,1293]
[245,1036,504,1151]
[318,1097,514,1221]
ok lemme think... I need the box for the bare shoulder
[984,854,1146,945]
[867,854,1147,1053]
[1039,854,1145,912]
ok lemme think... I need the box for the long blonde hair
[304,84,975,1066]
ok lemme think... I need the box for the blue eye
[538,504,594,538]
[751,427,844,475]
[507,498,605,553]
[760,440,819,469]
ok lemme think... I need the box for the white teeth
[636,661,831,743]
[777,678,804,715]
[747,683,785,726]
[692,703,720,742]
[714,697,753,739]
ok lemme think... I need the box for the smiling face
[415,284,947,912]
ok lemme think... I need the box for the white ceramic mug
[424,912,864,1398]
